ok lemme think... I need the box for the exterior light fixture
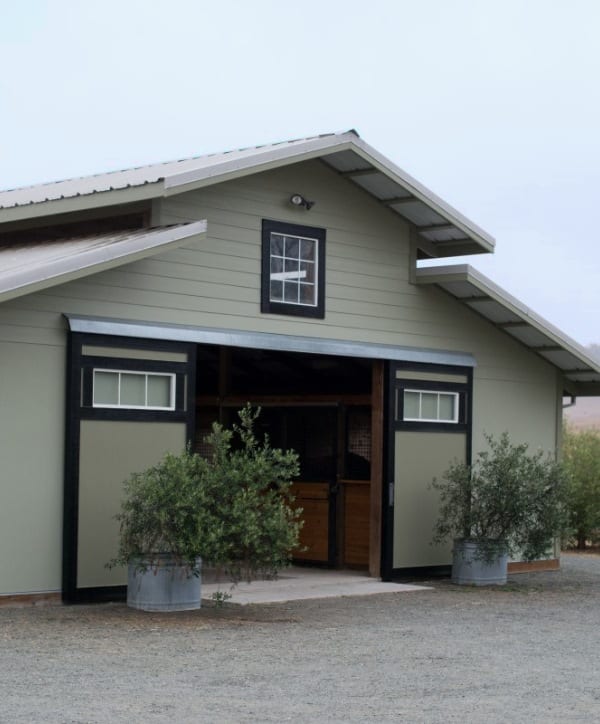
[289,193,315,210]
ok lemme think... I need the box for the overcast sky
[1,1,598,345]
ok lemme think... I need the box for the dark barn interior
[193,345,382,569]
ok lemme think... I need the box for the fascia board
[162,134,359,195]
[349,138,496,253]
[567,382,600,396]
[0,220,207,304]
[0,182,164,225]
[417,264,600,374]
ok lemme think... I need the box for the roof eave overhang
[0,220,207,304]
[416,264,600,397]
[346,138,495,255]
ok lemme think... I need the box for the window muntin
[92,369,175,410]
[261,219,326,319]
[269,232,318,307]
[402,389,459,423]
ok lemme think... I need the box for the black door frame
[62,332,196,603]
[381,361,473,581]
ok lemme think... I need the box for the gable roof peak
[0,129,494,257]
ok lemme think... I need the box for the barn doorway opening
[193,345,383,572]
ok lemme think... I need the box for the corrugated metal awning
[0,221,207,303]
[65,314,476,368]
[416,264,600,396]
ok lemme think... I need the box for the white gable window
[403,389,459,423]
[261,219,326,318]
[269,232,318,307]
[92,369,176,410]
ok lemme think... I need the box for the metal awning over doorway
[65,315,476,368]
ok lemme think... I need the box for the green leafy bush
[562,425,600,549]
[431,432,567,562]
[108,446,208,572]
[109,405,302,581]
[195,405,302,582]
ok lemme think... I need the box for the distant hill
[564,344,600,430]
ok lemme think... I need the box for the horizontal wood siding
[0,339,65,595]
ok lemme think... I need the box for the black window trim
[393,376,470,433]
[80,356,189,421]
[261,218,326,319]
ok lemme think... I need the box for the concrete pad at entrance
[201,567,430,605]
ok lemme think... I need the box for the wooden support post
[218,346,231,425]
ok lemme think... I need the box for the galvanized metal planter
[451,540,508,586]
[127,555,202,611]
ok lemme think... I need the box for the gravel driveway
[1,553,599,723]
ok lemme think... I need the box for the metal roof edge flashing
[64,315,476,368]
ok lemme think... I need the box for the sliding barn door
[385,363,472,577]
[64,334,195,602]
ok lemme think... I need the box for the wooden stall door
[291,481,331,563]
[283,407,337,565]
[340,480,370,567]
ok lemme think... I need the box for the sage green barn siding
[0,339,65,594]
[393,431,467,568]
[0,158,561,593]
[77,420,187,589]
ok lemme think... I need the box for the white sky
[1,0,599,345]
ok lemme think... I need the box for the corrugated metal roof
[416,264,600,396]
[0,221,207,303]
[0,135,327,209]
[0,131,494,258]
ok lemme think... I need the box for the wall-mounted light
[290,193,315,210]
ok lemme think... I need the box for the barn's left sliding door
[63,334,196,603]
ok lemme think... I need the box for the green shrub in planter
[198,404,302,583]
[107,447,209,611]
[109,446,210,574]
[109,405,302,605]
[431,433,567,582]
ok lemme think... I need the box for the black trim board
[381,360,394,581]
[62,332,196,604]
[62,333,81,603]
[70,585,127,604]
[391,565,451,580]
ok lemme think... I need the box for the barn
[1,130,598,603]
